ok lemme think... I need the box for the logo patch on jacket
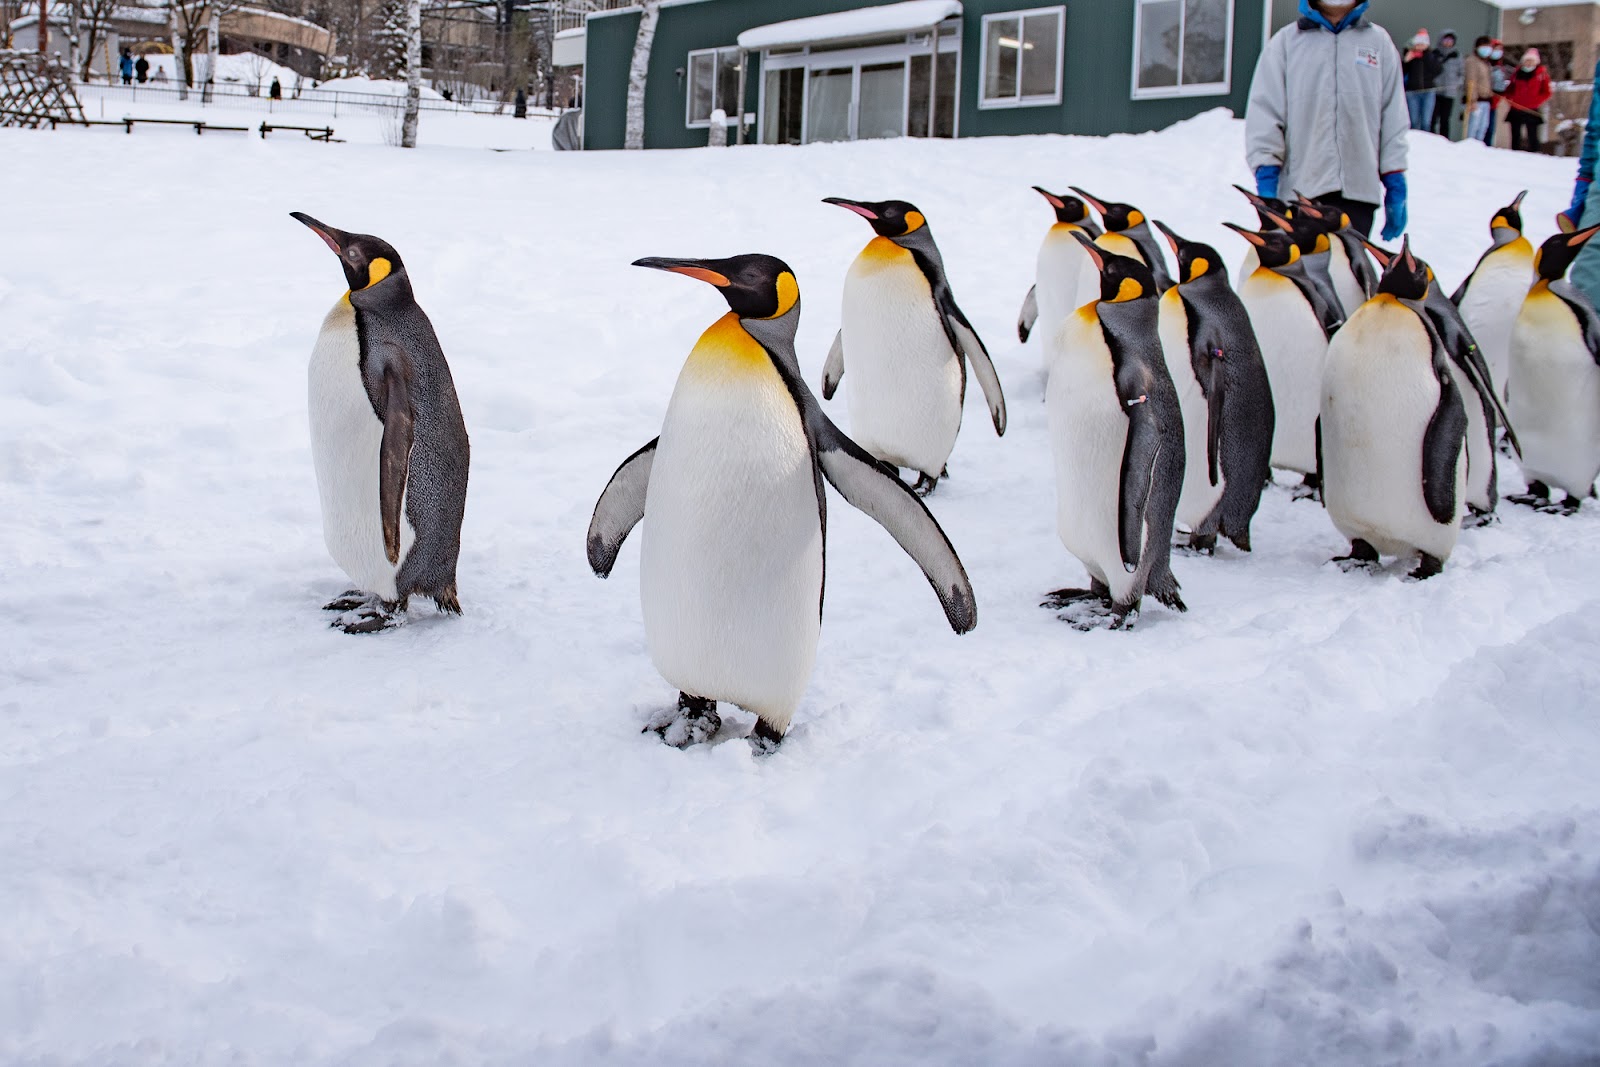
[1355,47,1380,69]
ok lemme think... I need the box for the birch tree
[623,0,659,150]
[78,0,117,80]
[68,0,81,82]
[399,0,421,147]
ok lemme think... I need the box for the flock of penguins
[289,181,1599,752]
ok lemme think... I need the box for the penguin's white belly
[1047,308,1136,604]
[1235,249,1260,290]
[1322,298,1463,560]
[1459,245,1534,400]
[641,315,823,730]
[1449,359,1494,511]
[1509,288,1600,498]
[1159,290,1225,529]
[1328,243,1367,317]
[307,297,415,600]
[1035,227,1096,341]
[1240,270,1328,474]
[840,241,962,477]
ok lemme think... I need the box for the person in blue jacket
[119,48,134,86]
[1562,56,1600,306]
[1245,0,1411,240]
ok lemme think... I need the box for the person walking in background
[269,77,282,101]
[1464,36,1494,144]
[134,54,149,84]
[1403,30,1442,131]
[1432,30,1462,138]
[514,87,528,118]
[119,48,134,86]
[1246,0,1410,239]
[1485,40,1510,145]
[1559,54,1600,306]
[1504,48,1552,152]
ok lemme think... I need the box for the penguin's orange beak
[290,211,346,255]
[1067,186,1108,215]
[822,197,879,221]
[1070,230,1105,272]
[1032,186,1067,211]
[631,257,730,287]
[1222,221,1267,248]
[1152,219,1183,259]
[1356,235,1395,269]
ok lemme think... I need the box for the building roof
[736,0,962,50]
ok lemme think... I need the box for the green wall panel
[1270,0,1498,47]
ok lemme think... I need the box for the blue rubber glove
[1560,178,1591,232]
[1255,165,1282,200]
[1380,172,1408,241]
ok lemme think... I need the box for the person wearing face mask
[1503,48,1553,152]
[1464,36,1495,143]
[1246,0,1410,240]
[1402,30,1442,130]
[1431,31,1462,138]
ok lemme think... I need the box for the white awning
[736,1,962,51]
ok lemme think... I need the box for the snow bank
[315,75,447,101]
[1,110,1597,1065]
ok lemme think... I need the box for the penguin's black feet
[1224,527,1253,553]
[648,693,721,749]
[1463,506,1499,528]
[748,717,784,757]
[1507,480,1551,508]
[1108,601,1141,631]
[911,472,940,497]
[323,590,369,611]
[1289,474,1322,502]
[332,598,402,634]
[1409,553,1445,581]
[1331,539,1381,572]
[1544,494,1584,516]
[1178,531,1218,555]
[1040,581,1110,610]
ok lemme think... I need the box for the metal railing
[76,78,550,119]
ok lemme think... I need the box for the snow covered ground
[3,111,1599,1065]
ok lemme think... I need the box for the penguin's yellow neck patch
[902,210,925,233]
[1286,245,1301,264]
[1125,210,1145,228]
[364,257,392,288]
[1109,276,1144,303]
[861,235,912,264]
[1049,222,1085,237]
[685,312,772,380]
[1490,215,1510,231]
[1314,234,1331,254]
[1186,257,1210,282]
[1096,233,1141,259]
[761,271,799,319]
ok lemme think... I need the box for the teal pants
[1573,180,1600,307]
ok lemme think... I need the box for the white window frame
[685,46,740,128]
[977,6,1066,110]
[1130,0,1234,100]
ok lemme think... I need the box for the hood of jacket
[1297,0,1369,33]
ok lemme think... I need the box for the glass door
[806,66,854,143]
[856,62,907,140]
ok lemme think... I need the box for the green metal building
[579,0,1498,151]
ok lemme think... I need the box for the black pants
[1508,111,1543,152]
[1313,193,1378,237]
[1431,96,1454,138]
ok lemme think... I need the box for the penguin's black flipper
[1342,232,1380,298]
[1422,282,1520,456]
[587,438,658,577]
[811,418,976,633]
[378,359,415,566]
[1412,308,1469,526]
[822,330,845,400]
[945,307,1007,435]
[1183,299,1227,487]
[1281,260,1344,339]
[1549,280,1600,365]
[1018,284,1038,343]
[1115,370,1162,572]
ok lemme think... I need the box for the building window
[686,47,741,126]
[979,7,1065,109]
[1133,0,1233,98]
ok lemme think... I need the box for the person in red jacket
[1504,47,1553,152]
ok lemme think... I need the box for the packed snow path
[3,112,1598,1064]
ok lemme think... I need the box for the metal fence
[76,79,555,120]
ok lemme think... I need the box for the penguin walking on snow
[1453,191,1534,402]
[1506,225,1600,514]
[1360,236,1519,524]
[588,254,975,751]
[1320,239,1467,579]
[1153,221,1275,552]
[291,213,469,633]
[1042,233,1186,629]
[1017,187,1101,345]
[821,198,1006,496]
[1070,187,1175,292]
[1227,221,1343,495]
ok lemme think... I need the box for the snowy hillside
[2,112,1598,1064]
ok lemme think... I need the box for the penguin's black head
[1069,187,1147,233]
[632,253,800,320]
[1032,186,1094,227]
[1374,238,1431,301]
[1532,224,1600,282]
[1152,220,1223,286]
[291,212,404,293]
[1223,222,1301,270]
[1234,185,1292,232]
[822,197,929,241]
[1071,231,1155,304]
[1290,196,1342,254]
[1492,190,1528,236]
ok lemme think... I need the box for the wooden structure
[0,49,86,128]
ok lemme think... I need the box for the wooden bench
[258,122,338,143]
[78,116,250,134]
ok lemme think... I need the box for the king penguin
[1153,220,1275,552]
[1360,236,1519,524]
[291,212,470,633]
[821,198,1006,496]
[1042,233,1186,628]
[1506,225,1600,514]
[1227,221,1343,492]
[1452,191,1534,402]
[1296,195,1378,314]
[1321,238,1467,579]
[1237,187,1346,323]
[1070,187,1175,292]
[587,254,976,751]
[1017,186,1101,345]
